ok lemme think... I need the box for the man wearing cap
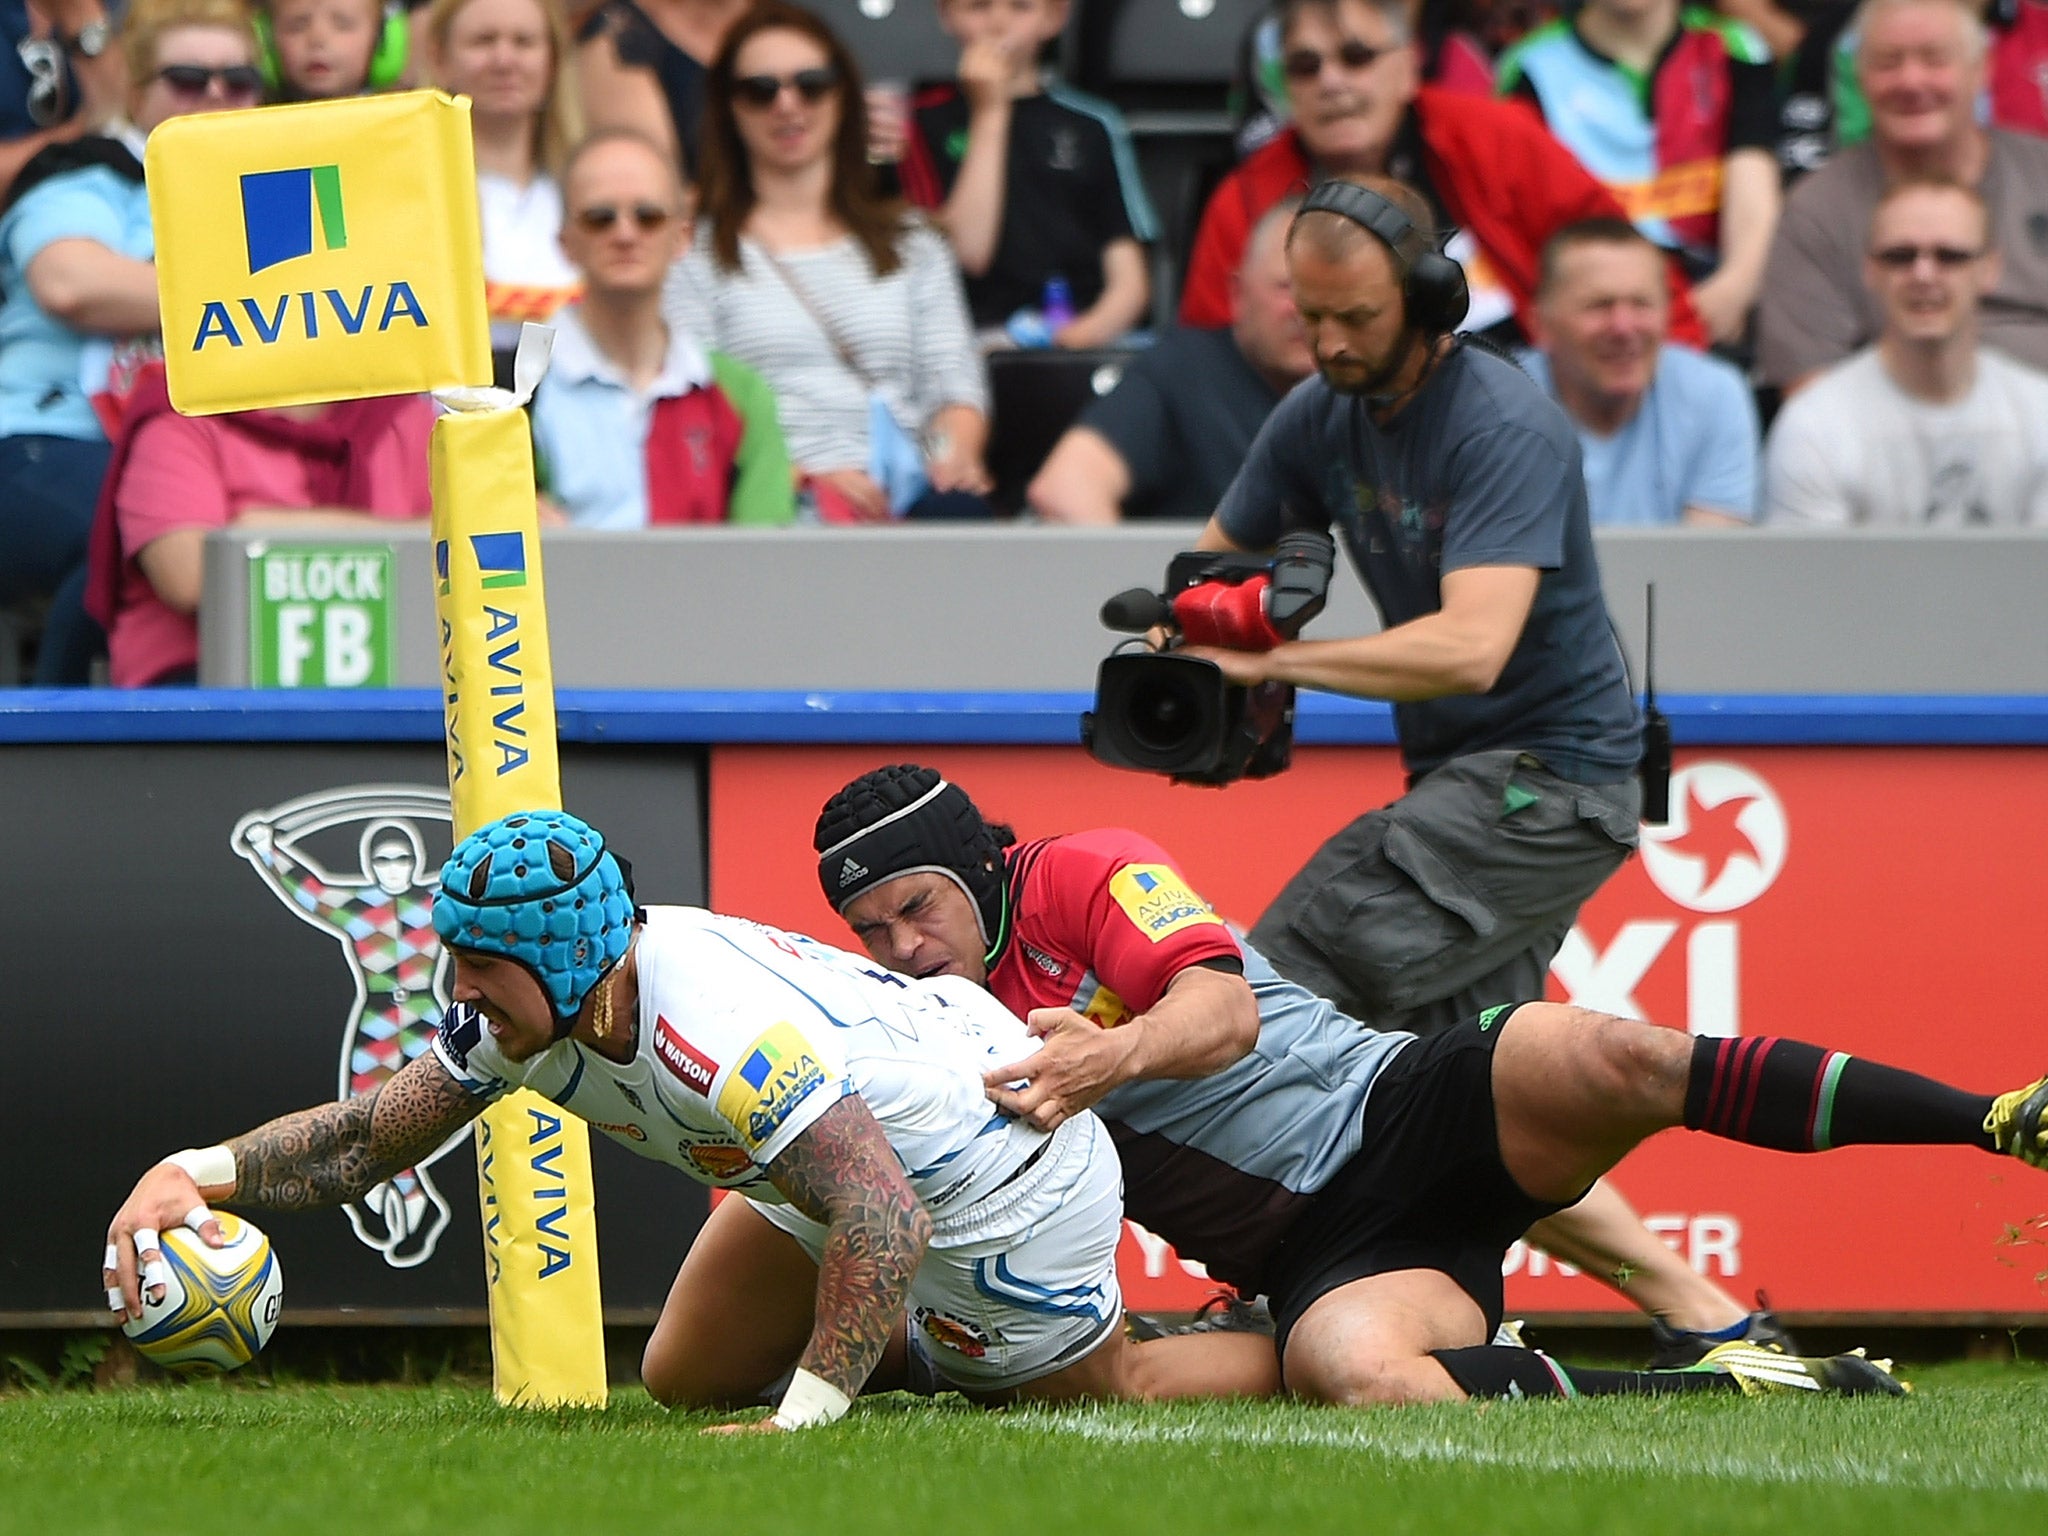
[812,763,2048,1406]
[103,809,1278,1428]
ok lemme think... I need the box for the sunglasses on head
[1282,38,1391,79]
[16,36,68,129]
[155,63,265,98]
[732,66,841,108]
[573,202,675,233]
[1870,243,1981,269]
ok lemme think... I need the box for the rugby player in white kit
[103,811,1276,1428]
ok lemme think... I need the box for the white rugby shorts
[750,1110,1125,1392]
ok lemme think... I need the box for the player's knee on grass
[1284,1344,1464,1407]
[640,1330,780,1410]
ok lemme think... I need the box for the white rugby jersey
[432,906,1049,1218]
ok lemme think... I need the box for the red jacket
[1178,87,1704,346]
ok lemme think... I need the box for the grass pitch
[5,1363,2046,1535]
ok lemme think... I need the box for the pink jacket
[88,370,433,686]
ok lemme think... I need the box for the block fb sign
[248,543,392,687]
[146,91,491,414]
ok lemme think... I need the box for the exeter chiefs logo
[231,785,462,1267]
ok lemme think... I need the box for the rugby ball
[121,1213,283,1373]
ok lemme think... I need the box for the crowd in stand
[3,0,2047,683]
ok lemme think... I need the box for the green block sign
[249,544,394,688]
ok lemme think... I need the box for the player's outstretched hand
[702,1416,786,1436]
[103,1164,227,1320]
[983,1008,1137,1131]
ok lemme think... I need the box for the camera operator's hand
[1178,643,1275,685]
[982,1009,1139,1132]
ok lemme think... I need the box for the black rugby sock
[1682,1036,1994,1153]
[1431,1346,1737,1399]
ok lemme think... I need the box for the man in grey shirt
[1756,0,2048,390]
[1173,175,1794,1380]
[1767,179,2048,524]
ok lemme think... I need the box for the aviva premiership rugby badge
[717,1023,831,1154]
[1109,864,1222,943]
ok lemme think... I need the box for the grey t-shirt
[1756,132,2048,387]
[1080,325,1285,520]
[1214,344,1641,783]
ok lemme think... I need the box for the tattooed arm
[764,1095,935,1401]
[104,1052,482,1315]
[225,1051,483,1209]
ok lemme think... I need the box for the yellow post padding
[432,407,607,1407]
[147,91,491,415]
[149,89,600,1407]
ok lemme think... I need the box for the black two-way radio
[1640,583,1672,825]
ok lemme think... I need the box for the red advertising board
[709,743,2048,1320]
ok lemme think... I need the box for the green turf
[4,1364,2046,1535]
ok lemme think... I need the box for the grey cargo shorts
[1248,748,1641,1035]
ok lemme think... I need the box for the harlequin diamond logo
[1639,762,1788,913]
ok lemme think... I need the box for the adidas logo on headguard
[839,856,868,887]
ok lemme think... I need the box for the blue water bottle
[1042,275,1075,332]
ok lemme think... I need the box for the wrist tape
[164,1146,237,1192]
[771,1367,851,1430]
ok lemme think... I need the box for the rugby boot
[1649,1308,1798,1369]
[1984,1074,2048,1168]
[1698,1342,1909,1398]
[1127,1292,1274,1340]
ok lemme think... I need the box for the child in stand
[257,0,405,101]
[896,0,1155,349]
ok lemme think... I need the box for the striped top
[663,222,988,474]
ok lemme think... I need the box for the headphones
[252,2,410,93]
[1296,179,1471,338]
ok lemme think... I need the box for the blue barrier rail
[5,689,2048,745]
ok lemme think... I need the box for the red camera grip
[1172,575,1284,651]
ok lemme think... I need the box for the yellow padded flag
[148,91,490,415]
[432,403,607,1408]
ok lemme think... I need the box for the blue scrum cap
[432,809,637,1029]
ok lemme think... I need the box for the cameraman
[1190,175,1639,1037]
[1175,177,1764,1355]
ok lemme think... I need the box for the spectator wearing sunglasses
[1764,179,2048,524]
[666,2,993,521]
[2,0,121,204]
[529,129,793,527]
[1757,0,2048,394]
[1178,0,1705,349]
[0,0,259,685]
[424,0,585,353]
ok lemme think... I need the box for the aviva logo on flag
[242,165,348,273]
[148,92,490,411]
[471,532,527,589]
